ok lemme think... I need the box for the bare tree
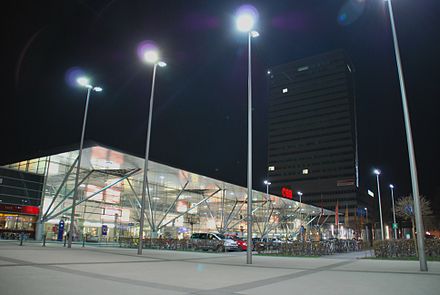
[395,195,433,251]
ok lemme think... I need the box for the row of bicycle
[255,239,365,256]
[0,232,31,240]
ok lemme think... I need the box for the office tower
[267,50,366,223]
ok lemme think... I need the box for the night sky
[3,0,440,214]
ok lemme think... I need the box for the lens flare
[65,67,86,88]
[337,0,366,26]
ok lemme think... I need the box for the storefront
[0,204,40,239]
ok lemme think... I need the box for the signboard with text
[281,187,293,200]
[57,220,64,241]
[101,225,108,236]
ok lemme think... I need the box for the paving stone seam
[189,260,355,295]
[0,255,200,293]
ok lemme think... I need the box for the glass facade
[4,145,333,242]
[0,166,45,238]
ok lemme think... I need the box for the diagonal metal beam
[255,217,263,236]
[223,199,238,231]
[264,207,300,236]
[252,200,267,214]
[158,188,221,230]
[226,200,269,231]
[44,169,140,221]
[43,157,79,218]
[156,181,189,229]
[263,207,274,236]
[291,215,319,237]
[225,201,246,229]
[225,199,268,231]
[203,197,221,232]
[220,189,225,232]
[318,214,330,227]
[127,178,153,229]
[43,170,94,220]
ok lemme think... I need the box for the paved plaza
[0,241,439,295]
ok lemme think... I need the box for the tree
[395,195,433,251]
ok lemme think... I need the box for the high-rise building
[267,50,368,224]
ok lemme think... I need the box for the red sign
[281,187,293,200]
[0,204,40,215]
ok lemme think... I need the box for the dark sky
[3,0,440,212]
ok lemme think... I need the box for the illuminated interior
[4,145,334,242]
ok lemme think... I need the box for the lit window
[297,66,309,72]
[302,169,309,175]
[282,88,288,93]
[268,166,275,171]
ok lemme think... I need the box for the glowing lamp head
[77,77,90,87]
[143,50,159,63]
[236,13,255,32]
[389,184,394,189]
[297,191,303,196]
[373,169,381,175]
[93,86,103,92]
[263,180,271,185]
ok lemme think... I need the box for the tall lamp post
[138,49,167,255]
[373,169,384,240]
[389,184,398,239]
[364,207,370,243]
[263,180,271,199]
[263,180,271,238]
[68,77,103,248]
[297,191,303,222]
[384,0,427,271]
[236,5,259,265]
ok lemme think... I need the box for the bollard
[82,237,85,248]
[64,235,67,247]
[42,233,47,247]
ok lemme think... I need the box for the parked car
[190,233,239,252]
[85,235,99,242]
[225,235,247,251]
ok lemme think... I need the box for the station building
[1,143,334,242]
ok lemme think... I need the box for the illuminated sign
[0,204,40,215]
[281,187,293,200]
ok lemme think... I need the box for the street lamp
[263,180,271,199]
[297,191,304,239]
[263,180,271,238]
[138,48,167,255]
[297,191,303,222]
[383,0,427,272]
[68,76,103,248]
[373,169,384,240]
[364,207,370,243]
[236,5,259,265]
[389,184,398,239]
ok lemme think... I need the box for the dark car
[190,233,239,252]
